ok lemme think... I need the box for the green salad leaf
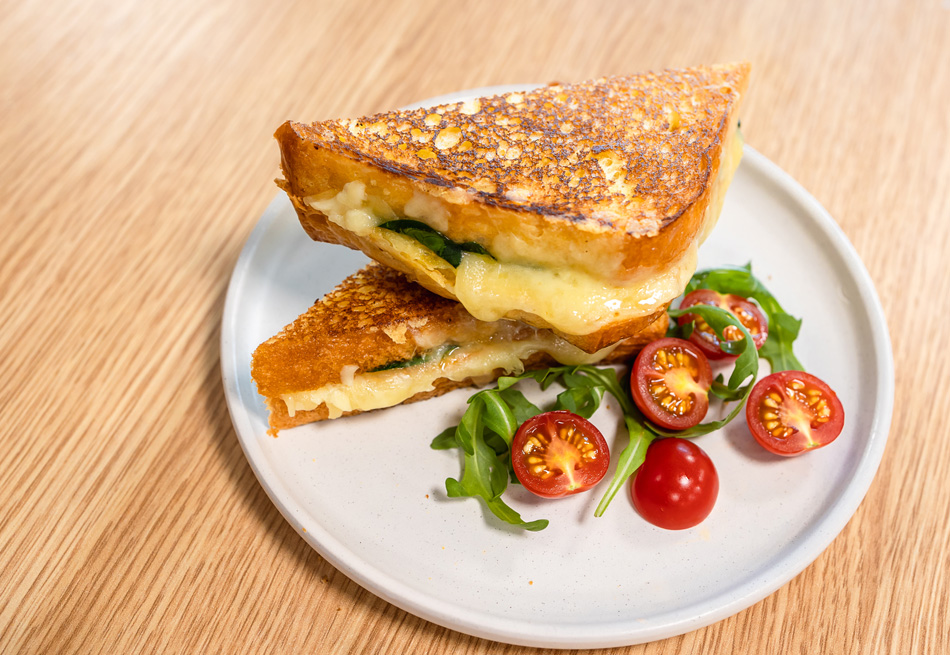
[497,387,544,425]
[710,375,749,402]
[378,219,493,267]
[430,426,461,450]
[593,415,653,517]
[438,390,548,531]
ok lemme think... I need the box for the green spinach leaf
[369,344,458,372]
[379,219,493,267]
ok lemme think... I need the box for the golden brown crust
[280,63,749,233]
[251,263,484,397]
[276,62,750,284]
[261,311,668,432]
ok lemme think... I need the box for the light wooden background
[2,0,948,652]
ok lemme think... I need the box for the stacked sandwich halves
[252,63,751,432]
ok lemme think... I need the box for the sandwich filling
[280,325,619,419]
[305,130,743,337]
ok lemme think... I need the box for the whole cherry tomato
[631,438,719,530]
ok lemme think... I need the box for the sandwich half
[251,262,668,432]
[275,63,749,353]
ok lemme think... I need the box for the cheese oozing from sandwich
[280,324,618,419]
[305,131,743,337]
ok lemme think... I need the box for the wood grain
[1,0,948,652]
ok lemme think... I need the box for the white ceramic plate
[221,89,893,649]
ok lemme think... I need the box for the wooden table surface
[3,0,948,652]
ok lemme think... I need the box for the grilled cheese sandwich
[276,63,750,352]
[251,263,667,432]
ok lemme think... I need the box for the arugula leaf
[429,426,459,450]
[378,219,493,267]
[568,366,638,415]
[555,385,604,419]
[454,394,484,457]
[484,499,549,531]
[684,264,803,372]
[594,415,653,517]
[502,365,627,419]
[759,312,803,372]
[438,390,549,531]
[483,432,510,457]
[478,390,519,446]
[710,376,748,402]
[444,431,546,531]
[497,388,543,424]
[550,369,608,418]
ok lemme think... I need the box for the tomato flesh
[679,289,768,359]
[631,438,719,530]
[511,411,610,498]
[746,370,845,456]
[631,337,712,430]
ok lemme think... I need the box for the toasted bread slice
[276,63,748,352]
[251,263,667,432]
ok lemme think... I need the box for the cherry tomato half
[632,438,719,530]
[511,411,610,498]
[631,337,712,430]
[746,370,845,456]
[678,289,769,360]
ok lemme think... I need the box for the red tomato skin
[631,337,712,431]
[678,289,769,360]
[511,411,610,499]
[631,438,719,530]
[746,370,845,456]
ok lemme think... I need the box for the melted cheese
[308,188,690,335]
[453,248,696,332]
[281,336,615,419]
[306,130,742,336]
